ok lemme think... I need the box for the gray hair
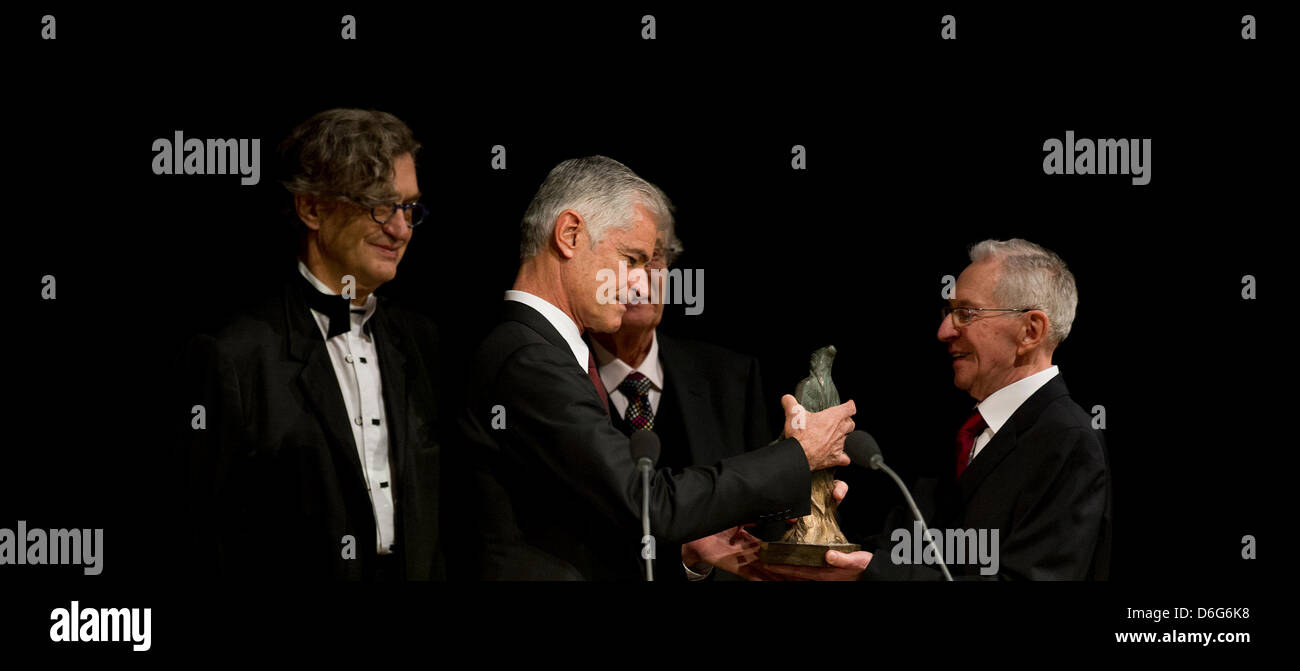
[968,238,1078,346]
[519,156,676,261]
[279,108,420,210]
[661,208,685,267]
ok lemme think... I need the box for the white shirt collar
[297,260,378,332]
[590,331,664,395]
[976,365,1060,433]
[503,289,588,371]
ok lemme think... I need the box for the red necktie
[955,409,988,479]
[587,350,609,412]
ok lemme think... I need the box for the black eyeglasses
[941,305,1034,327]
[368,201,429,228]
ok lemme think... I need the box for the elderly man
[183,109,445,580]
[459,156,856,580]
[771,238,1111,580]
[589,217,791,581]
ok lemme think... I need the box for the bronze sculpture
[760,345,860,566]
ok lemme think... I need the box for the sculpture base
[760,541,861,567]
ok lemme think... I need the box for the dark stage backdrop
[5,4,1283,656]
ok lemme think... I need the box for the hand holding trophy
[762,346,862,567]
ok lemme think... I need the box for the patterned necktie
[587,350,609,412]
[955,409,988,479]
[618,371,655,431]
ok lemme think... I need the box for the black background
[4,4,1284,658]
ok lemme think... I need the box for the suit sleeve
[497,342,812,546]
[740,355,792,543]
[858,478,950,581]
[742,355,776,451]
[179,334,256,578]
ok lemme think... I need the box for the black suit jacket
[458,301,811,580]
[863,374,1111,580]
[182,274,445,580]
[610,333,779,580]
[655,334,774,468]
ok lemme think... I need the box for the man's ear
[1018,310,1050,355]
[552,210,584,259]
[295,194,324,232]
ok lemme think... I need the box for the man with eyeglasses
[183,109,444,580]
[768,238,1111,580]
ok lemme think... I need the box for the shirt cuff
[684,561,714,581]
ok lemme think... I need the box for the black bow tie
[298,276,369,339]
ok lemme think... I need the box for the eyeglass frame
[342,195,427,228]
[941,305,1037,327]
[366,200,428,228]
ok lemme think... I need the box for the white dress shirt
[590,332,664,418]
[298,261,395,556]
[971,365,1060,462]
[503,290,589,371]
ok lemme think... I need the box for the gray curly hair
[279,108,420,211]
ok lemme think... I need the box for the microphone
[845,430,953,581]
[629,430,660,581]
[844,430,883,470]
[630,429,660,475]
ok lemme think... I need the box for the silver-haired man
[770,238,1112,580]
[458,155,857,580]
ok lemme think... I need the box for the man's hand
[832,478,848,505]
[770,479,869,579]
[763,550,873,581]
[782,395,856,471]
[682,526,785,581]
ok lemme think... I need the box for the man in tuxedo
[770,238,1111,580]
[459,156,857,580]
[183,109,444,580]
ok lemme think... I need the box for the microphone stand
[640,463,653,581]
[872,456,954,582]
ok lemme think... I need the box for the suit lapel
[500,300,610,413]
[370,307,409,498]
[502,300,575,354]
[284,283,369,496]
[959,416,1018,502]
[658,335,723,465]
[959,374,1073,503]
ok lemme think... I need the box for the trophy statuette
[759,345,860,567]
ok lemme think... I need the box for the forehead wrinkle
[616,243,649,263]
